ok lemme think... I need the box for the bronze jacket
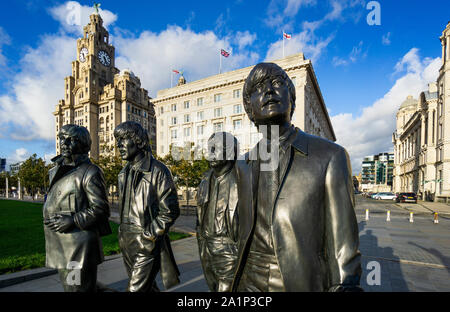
[196,167,239,290]
[117,153,180,289]
[43,154,111,269]
[232,128,362,292]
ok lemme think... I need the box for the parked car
[395,192,418,203]
[374,192,396,200]
[371,193,380,199]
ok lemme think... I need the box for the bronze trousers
[118,225,161,292]
[237,250,285,292]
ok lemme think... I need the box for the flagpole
[219,49,222,74]
[171,71,173,88]
[282,30,285,58]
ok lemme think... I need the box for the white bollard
[365,209,369,221]
[434,213,439,224]
[409,212,414,223]
[387,210,391,222]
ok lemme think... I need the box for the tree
[157,144,210,207]
[91,145,124,203]
[18,154,50,198]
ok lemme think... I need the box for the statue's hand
[52,214,75,233]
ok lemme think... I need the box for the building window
[233,104,242,114]
[233,89,241,98]
[197,111,204,121]
[214,94,222,103]
[233,119,242,130]
[184,101,190,109]
[171,104,177,112]
[171,117,177,125]
[183,127,191,137]
[160,146,164,154]
[197,125,204,136]
[214,107,222,117]
[213,122,223,132]
[171,129,177,139]
[197,98,203,106]
[160,131,164,139]
[160,107,164,114]
[184,114,190,123]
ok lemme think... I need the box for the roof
[399,95,418,109]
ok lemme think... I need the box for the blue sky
[0,0,449,172]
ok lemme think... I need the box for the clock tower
[54,11,157,159]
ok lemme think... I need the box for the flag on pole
[220,49,230,57]
[283,32,292,40]
[172,69,180,74]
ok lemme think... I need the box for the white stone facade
[392,22,450,201]
[152,53,335,157]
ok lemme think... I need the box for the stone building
[53,12,156,159]
[152,53,335,157]
[392,21,450,201]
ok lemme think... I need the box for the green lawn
[0,199,189,275]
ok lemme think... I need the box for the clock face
[79,47,88,62]
[98,50,111,67]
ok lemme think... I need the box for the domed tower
[396,95,418,132]
[177,74,186,86]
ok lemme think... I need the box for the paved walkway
[0,236,209,292]
[2,197,450,292]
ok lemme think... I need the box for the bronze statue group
[43,63,362,292]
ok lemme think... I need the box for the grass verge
[0,199,190,275]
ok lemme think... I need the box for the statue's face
[117,137,140,161]
[250,74,291,125]
[207,138,230,169]
[59,132,83,159]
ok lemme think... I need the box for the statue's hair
[59,124,92,154]
[208,132,239,161]
[242,62,296,124]
[113,121,151,152]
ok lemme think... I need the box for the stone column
[446,36,449,61]
[5,177,8,198]
[18,178,22,200]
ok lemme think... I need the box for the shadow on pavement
[408,242,450,274]
[358,221,408,291]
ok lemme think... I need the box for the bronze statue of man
[196,132,240,292]
[114,121,180,292]
[43,124,112,292]
[232,63,362,292]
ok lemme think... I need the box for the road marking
[167,274,205,292]
[363,255,448,269]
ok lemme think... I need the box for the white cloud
[264,0,366,63]
[333,40,366,66]
[7,148,29,165]
[113,26,260,97]
[48,1,117,35]
[235,31,257,50]
[265,28,334,63]
[0,34,76,140]
[382,32,391,46]
[0,27,11,68]
[331,48,441,173]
